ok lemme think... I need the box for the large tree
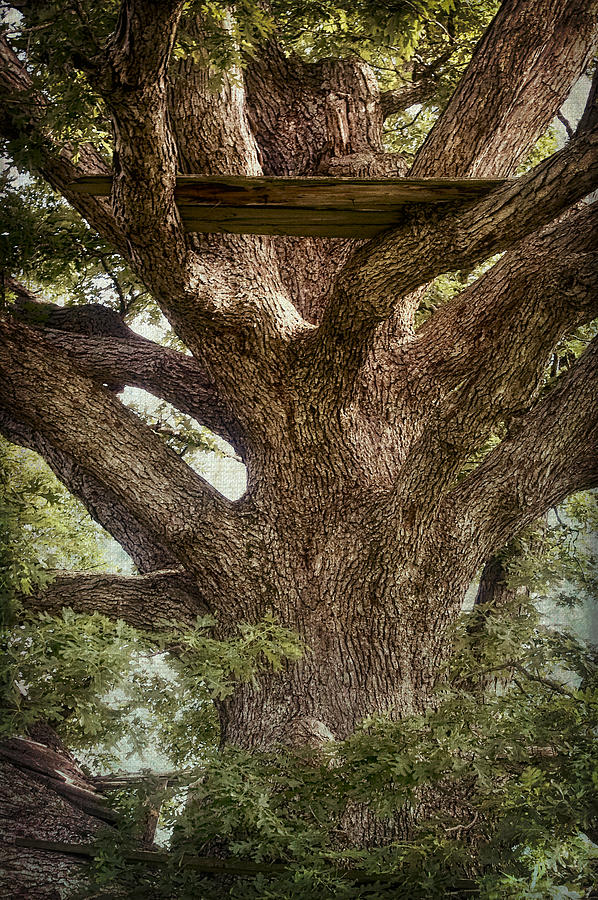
[1,0,598,850]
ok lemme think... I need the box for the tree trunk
[214,453,472,749]
[1,0,598,860]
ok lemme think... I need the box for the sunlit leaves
[0,437,110,620]
[0,172,148,314]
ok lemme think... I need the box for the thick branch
[309,123,598,392]
[0,409,179,574]
[413,201,598,440]
[84,1,188,300]
[386,204,598,519]
[169,14,260,177]
[245,45,386,177]
[448,337,598,564]
[243,43,407,320]
[412,0,598,177]
[64,10,305,402]
[8,281,243,451]
[0,316,242,577]
[20,570,204,629]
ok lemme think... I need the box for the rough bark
[2,0,598,856]
[310,122,598,391]
[448,335,598,562]
[0,409,179,573]
[0,317,238,560]
[245,43,393,177]
[394,202,598,501]
[411,0,598,177]
[21,569,205,629]
[8,280,243,451]
[0,730,115,899]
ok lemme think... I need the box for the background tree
[1,0,598,894]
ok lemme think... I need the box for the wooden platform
[71,175,509,238]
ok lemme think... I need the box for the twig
[556,111,574,140]
[99,255,128,316]
[445,810,479,833]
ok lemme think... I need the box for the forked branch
[309,122,598,394]
[413,201,598,439]
[0,317,242,576]
[8,281,243,451]
[448,337,598,563]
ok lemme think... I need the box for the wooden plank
[179,219,386,237]
[178,205,404,238]
[70,174,509,208]
[174,176,506,208]
[70,174,509,237]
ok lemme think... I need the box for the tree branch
[379,49,455,119]
[19,570,205,629]
[80,0,188,301]
[410,201,598,456]
[66,7,307,405]
[411,0,598,177]
[0,316,243,579]
[380,81,437,119]
[169,14,261,177]
[577,64,598,136]
[308,122,598,394]
[0,410,180,574]
[7,280,244,452]
[1,26,301,388]
[0,34,125,253]
[447,336,598,564]
[243,41,402,320]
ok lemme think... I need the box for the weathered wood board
[71,175,509,237]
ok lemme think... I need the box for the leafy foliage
[1,605,303,766]
[0,171,148,315]
[1,609,149,745]
[0,437,110,620]
[505,494,598,612]
[1,0,498,166]
[67,597,598,899]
